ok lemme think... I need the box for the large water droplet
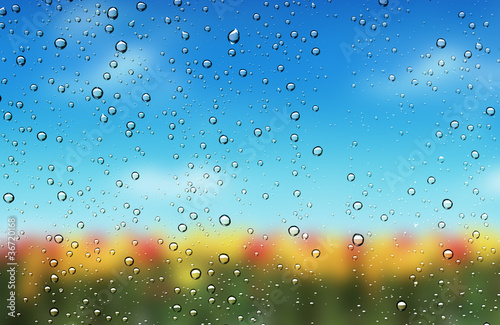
[436,38,446,49]
[218,253,230,264]
[124,256,134,266]
[57,191,67,202]
[219,215,231,226]
[92,87,103,99]
[486,107,495,116]
[3,192,14,203]
[352,233,364,246]
[312,146,323,156]
[37,131,47,141]
[16,55,26,66]
[54,38,67,50]
[136,2,147,11]
[288,225,300,236]
[115,40,128,53]
[443,249,454,259]
[107,7,118,19]
[190,268,201,279]
[442,199,453,210]
[49,307,59,316]
[227,28,240,44]
[396,300,407,311]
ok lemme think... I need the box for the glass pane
[1,1,498,324]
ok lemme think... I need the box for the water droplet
[136,2,147,11]
[286,82,296,91]
[131,171,140,180]
[219,214,231,226]
[312,146,323,156]
[16,55,25,66]
[57,191,67,202]
[227,296,237,304]
[54,234,64,243]
[107,7,118,19]
[115,40,128,53]
[472,230,480,239]
[471,150,479,159]
[219,253,230,264]
[190,268,201,279]
[181,31,190,40]
[3,192,14,203]
[407,188,416,196]
[169,242,178,251]
[352,233,364,246]
[227,28,240,44]
[202,59,212,68]
[3,112,12,121]
[49,307,59,316]
[124,256,134,266]
[173,304,182,312]
[442,199,453,210]
[428,176,436,184]
[443,249,454,259]
[92,87,103,99]
[396,300,407,311]
[37,131,47,141]
[54,38,67,50]
[347,173,355,182]
[311,249,320,258]
[436,38,446,49]
[288,225,300,236]
[353,201,363,210]
[485,107,495,116]
[311,47,320,56]
[219,135,228,144]
[438,221,446,229]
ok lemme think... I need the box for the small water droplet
[311,249,321,258]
